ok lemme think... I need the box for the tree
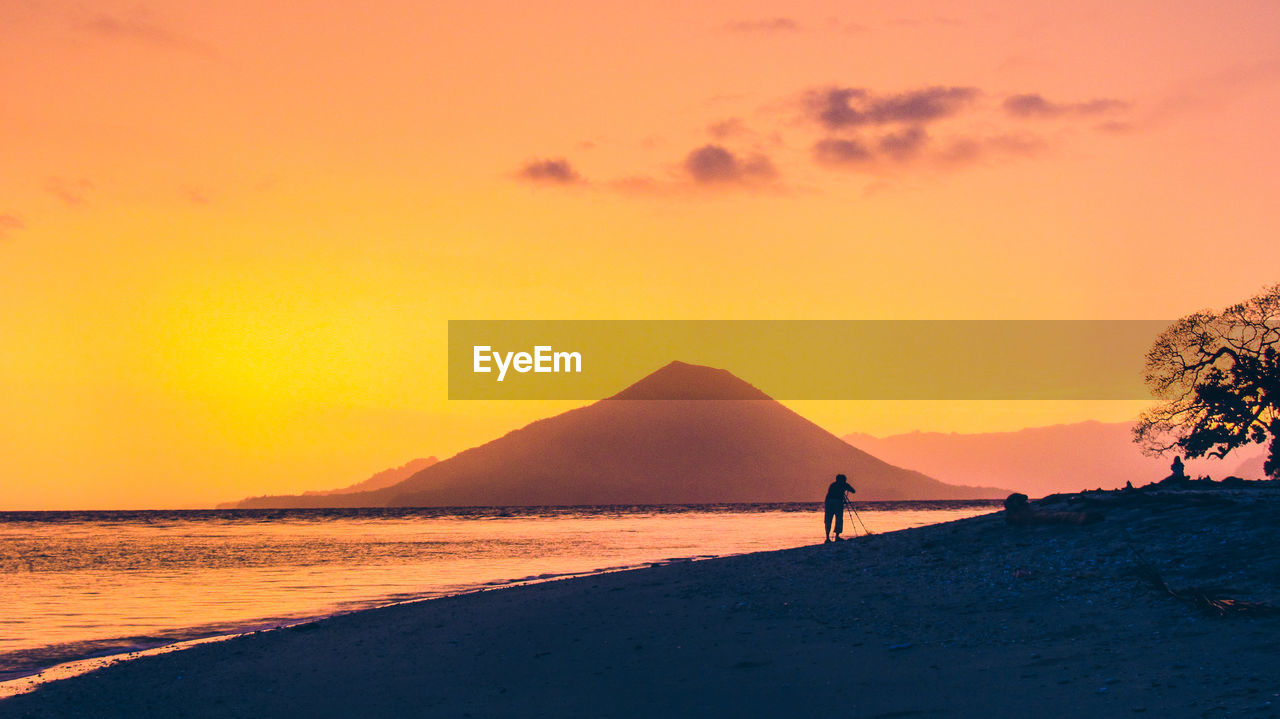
[1134,284,1280,479]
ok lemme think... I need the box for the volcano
[230,361,1004,507]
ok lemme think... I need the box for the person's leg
[824,509,833,541]
[834,507,844,539]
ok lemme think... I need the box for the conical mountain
[231,361,1004,508]
[608,361,772,400]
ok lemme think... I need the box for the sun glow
[4,0,1280,507]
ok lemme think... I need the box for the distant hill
[843,422,1266,497]
[305,457,439,495]
[1230,453,1271,480]
[228,361,1005,508]
[221,457,437,509]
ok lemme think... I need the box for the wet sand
[4,490,1280,718]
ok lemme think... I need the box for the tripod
[844,497,872,537]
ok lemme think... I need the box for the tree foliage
[1134,284,1280,479]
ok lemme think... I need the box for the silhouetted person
[1161,456,1189,486]
[824,473,856,542]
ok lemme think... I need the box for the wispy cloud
[45,177,93,206]
[724,18,800,33]
[814,128,1041,171]
[71,7,212,55]
[824,19,871,34]
[1003,93,1128,118]
[515,158,583,185]
[1094,120,1133,134]
[813,138,874,166]
[183,186,210,205]
[890,16,967,28]
[707,118,748,140]
[0,214,24,239]
[935,133,1045,166]
[80,13,176,44]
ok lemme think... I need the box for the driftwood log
[1133,563,1280,617]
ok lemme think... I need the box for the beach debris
[1132,563,1280,617]
[1003,493,1103,526]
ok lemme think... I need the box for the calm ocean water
[0,502,999,682]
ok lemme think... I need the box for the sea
[0,501,999,686]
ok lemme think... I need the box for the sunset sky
[3,0,1280,509]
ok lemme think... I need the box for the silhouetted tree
[1134,284,1280,479]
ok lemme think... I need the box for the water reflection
[0,501,999,678]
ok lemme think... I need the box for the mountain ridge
[218,457,440,509]
[843,421,1267,497]
[228,361,1005,508]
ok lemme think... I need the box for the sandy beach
[5,490,1280,718]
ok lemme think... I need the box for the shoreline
[5,491,1280,717]
[2,500,999,690]
[0,553,733,698]
[0,498,1002,517]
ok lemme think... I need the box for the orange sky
[3,0,1279,509]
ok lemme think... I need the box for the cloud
[708,118,748,139]
[794,84,1126,174]
[69,7,215,56]
[809,87,869,128]
[724,18,800,33]
[936,133,1045,166]
[519,81,1131,194]
[813,138,874,166]
[1095,120,1133,134]
[71,6,219,56]
[815,129,1043,172]
[878,126,929,160]
[867,87,979,124]
[826,19,871,34]
[1003,93,1128,118]
[515,158,582,185]
[0,214,24,239]
[812,126,931,167]
[986,134,1045,156]
[683,145,777,184]
[891,16,966,28]
[807,86,980,129]
[81,12,175,43]
[183,186,210,205]
[45,177,93,206]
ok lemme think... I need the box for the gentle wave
[1,501,1000,683]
